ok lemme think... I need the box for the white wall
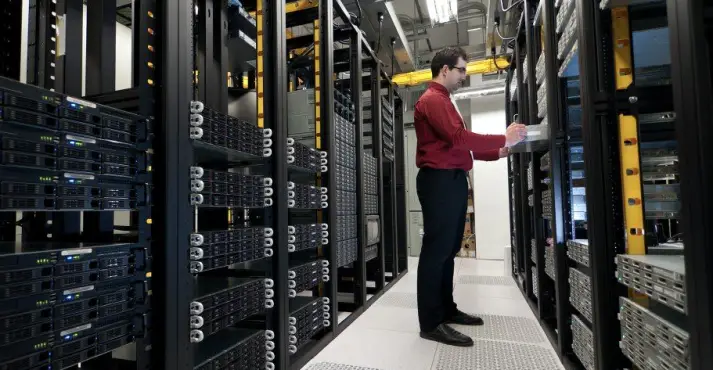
[80,4,134,94]
[470,94,511,260]
[115,22,133,90]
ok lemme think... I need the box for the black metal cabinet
[507,0,713,369]
[667,0,713,367]
[158,1,409,370]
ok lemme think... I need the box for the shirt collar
[428,81,450,97]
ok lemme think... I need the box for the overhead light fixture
[425,0,458,25]
[452,85,506,100]
[467,26,484,32]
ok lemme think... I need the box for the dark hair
[430,47,468,78]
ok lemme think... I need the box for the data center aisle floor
[302,257,565,370]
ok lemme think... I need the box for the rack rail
[506,0,713,369]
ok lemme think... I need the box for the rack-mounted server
[364,153,378,216]
[335,215,357,244]
[537,83,547,119]
[287,296,330,355]
[556,0,575,34]
[0,77,150,212]
[381,98,394,162]
[288,224,328,253]
[0,242,149,369]
[545,244,555,279]
[557,12,577,61]
[571,314,594,370]
[288,259,330,296]
[542,189,553,220]
[0,75,151,370]
[288,182,328,210]
[566,239,589,267]
[531,239,537,264]
[188,227,274,273]
[193,328,270,370]
[334,135,356,170]
[334,89,355,123]
[333,94,358,268]
[536,53,546,86]
[189,277,271,344]
[336,238,358,268]
[361,99,394,161]
[335,164,357,193]
[190,168,273,209]
[188,102,267,158]
[287,138,327,173]
[616,254,686,314]
[569,267,592,323]
[619,297,689,370]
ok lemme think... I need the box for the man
[414,47,527,347]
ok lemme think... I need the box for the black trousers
[416,167,468,332]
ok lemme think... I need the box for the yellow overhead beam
[392,57,510,87]
[249,0,318,18]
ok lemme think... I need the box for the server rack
[507,0,713,369]
[375,75,405,283]
[505,0,575,360]
[1,0,406,369]
[167,1,408,370]
[392,96,408,277]
[0,1,156,369]
[667,0,713,367]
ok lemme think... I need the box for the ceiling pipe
[452,84,506,100]
[398,1,486,31]
[398,12,483,31]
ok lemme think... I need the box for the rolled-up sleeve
[473,149,500,161]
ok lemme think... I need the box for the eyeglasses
[449,65,467,74]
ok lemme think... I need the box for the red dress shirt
[414,82,506,171]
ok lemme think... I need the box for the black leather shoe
[420,324,474,347]
[446,310,484,326]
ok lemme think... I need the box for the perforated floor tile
[432,339,562,370]
[457,275,515,286]
[304,363,384,370]
[451,314,545,344]
[375,292,418,309]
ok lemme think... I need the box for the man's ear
[440,65,449,76]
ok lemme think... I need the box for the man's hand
[505,123,527,147]
[498,147,509,158]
